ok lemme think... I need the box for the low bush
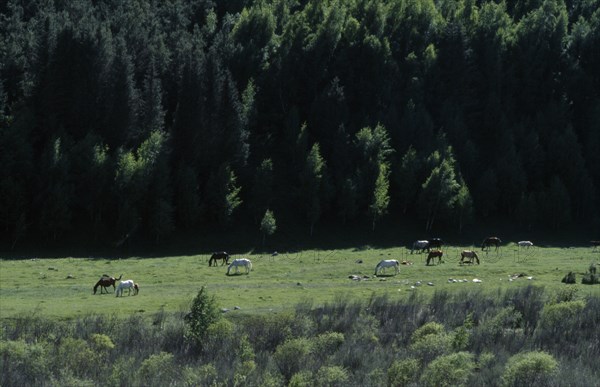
[501,351,558,387]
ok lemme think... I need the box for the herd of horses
[93,239,595,291]
[374,236,539,276]
[92,251,252,296]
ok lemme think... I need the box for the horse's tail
[117,274,123,281]
[248,261,253,272]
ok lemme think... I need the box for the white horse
[411,240,429,254]
[227,258,252,275]
[374,259,400,276]
[518,241,534,248]
[116,280,139,297]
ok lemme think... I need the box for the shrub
[581,273,599,285]
[473,307,523,351]
[561,271,576,284]
[313,331,345,359]
[409,323,453,363]
[501,351,558,387]
[0,340,51,386]
[411,322,446,342]
[53,337,99,379]
[182,363,219,386]
[536,300,585,343]
[581,263,599,284]
[184,287,221,349]
[137,352,179,387]
[387,358,419,387]
[314,366,349,387]
[240,313,295,352]
[274,337,314,381]
[420,351,476,387]
[108,356,136,387]
[289,370,313,387]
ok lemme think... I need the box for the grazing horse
[518,241,534,248]
[460,250,480,265]
[93,274,122,294]
[227,258,252,275]
[116,280,139,297]
[209,251,230,266]
[429,238,443,250]
[411,240,430,254]
[482,237,501,251]
[591,241,600,251]
[426,250,443,265]
[374,259,400,276]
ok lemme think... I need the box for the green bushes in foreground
[1,286,599,386]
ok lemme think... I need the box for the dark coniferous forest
[1,0,599,249]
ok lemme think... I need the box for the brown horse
[209,251,230,266]
[460,250,480,265]
[482,237,501,251]
[93,274,122,294]
[426,250,443,265]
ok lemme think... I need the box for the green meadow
[2,245,598,320]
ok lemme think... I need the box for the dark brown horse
[482,237,501,251]
[426,250,443,265]
[460,250,480,265]
[93,274,122,294]
[429,238,443,249]
[209,251,230,266]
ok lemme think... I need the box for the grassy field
[1,245,599,319]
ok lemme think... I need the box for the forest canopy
[1,0,599,248]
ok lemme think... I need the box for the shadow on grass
[1,219,598,260]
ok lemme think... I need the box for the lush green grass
[1,245,599,319]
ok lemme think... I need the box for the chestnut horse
[426,250,443,265]
[209,251,230,266]
[93,274,122,294]
[482,237,501,251]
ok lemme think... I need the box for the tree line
[1,0,599,248]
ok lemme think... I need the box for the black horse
[209,251,230,266]
[429,238,443,249]
[482,237,501,251]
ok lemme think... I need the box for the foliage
[260,209,277,245]
[0,285,598,386]
[501,351,559,387]
[1,0,600,247]
[184,287,221,349]
[387,358,420,387]
[420,351,476,387]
